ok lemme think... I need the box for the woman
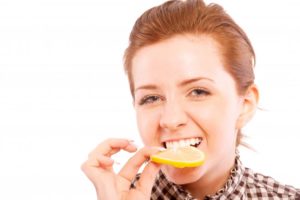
[81,0,300,199]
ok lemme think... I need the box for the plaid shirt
[131,155,300,199]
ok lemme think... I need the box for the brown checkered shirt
[131,155,300,199]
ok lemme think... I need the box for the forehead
[131,34,227,87]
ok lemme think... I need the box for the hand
[81,138,162,200]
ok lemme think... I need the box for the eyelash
[138,95,162,105]
[138,88,210,106]
[188,88,210,98]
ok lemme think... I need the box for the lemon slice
[150,146,205,168]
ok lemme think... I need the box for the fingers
[92,138,137,156]
[118,147,162,183]
[118,147,163,198]
[81,153,114,183]
[81,138,137,176]
[84,154,114,168]
[136,162,161,196]
[81,139,163,200]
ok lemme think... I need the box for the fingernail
[128,140,138,148]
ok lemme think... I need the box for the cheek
[136,109,160,145]
[190,101,239,144]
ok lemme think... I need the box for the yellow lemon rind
[150,151,205,168]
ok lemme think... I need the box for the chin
[162,165,204,185]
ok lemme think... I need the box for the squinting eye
[139,95,161,105]
[189,88,210,97]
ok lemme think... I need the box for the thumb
[135,162,161,197]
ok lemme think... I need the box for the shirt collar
[158,153,245,199]
[205,154,245,199]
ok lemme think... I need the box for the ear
[236,84,259,129]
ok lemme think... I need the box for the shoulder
[242,167,300,199]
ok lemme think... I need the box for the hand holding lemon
[81,139,163,200]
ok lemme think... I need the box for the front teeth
[165,138,202,149]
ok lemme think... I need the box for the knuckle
[87,152,95,159]
[81,162,88,172]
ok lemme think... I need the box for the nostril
[159,105,188,131]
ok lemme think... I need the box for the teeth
[191,138,195,144]
[165,137,202,149]
[184,140,189,147]
[180,140,185,147]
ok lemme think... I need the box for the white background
[0,0,299,199]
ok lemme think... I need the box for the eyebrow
[178,77,214,87]
[134,77,214,93]
[134,84,158,93]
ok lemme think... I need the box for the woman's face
[131,35,247,184]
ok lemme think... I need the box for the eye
[189,88,210,98]
[139,95,162,105]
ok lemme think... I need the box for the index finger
[90,138,137,158]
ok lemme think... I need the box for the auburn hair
[123,0,255,147]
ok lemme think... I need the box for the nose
[159,99,188,131]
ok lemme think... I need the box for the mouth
[163,137,202,149]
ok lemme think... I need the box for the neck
[183,155,236,200]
